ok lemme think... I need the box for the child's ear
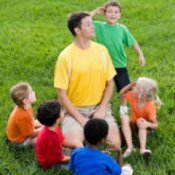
[22,98,28,105]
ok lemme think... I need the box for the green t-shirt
[93,21,136,68]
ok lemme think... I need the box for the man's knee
[107,126,121,146]
[64,130,84,147]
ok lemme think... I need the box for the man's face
[78,16,94,39]
[105,6,121,25]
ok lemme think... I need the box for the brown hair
[67,11,90,36]
[10,82,30,107]
[104,0,121,12]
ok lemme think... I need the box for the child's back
[70,146,121,175]
[6,82,40,146]
[6,106,34,144]
[69,118,121,175]
[36,100,75,170]
[36,126,64,169]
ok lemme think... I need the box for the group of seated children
[6,75,161,175]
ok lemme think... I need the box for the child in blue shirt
[69,118,122,175]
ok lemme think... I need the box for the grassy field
[0,0,175,174]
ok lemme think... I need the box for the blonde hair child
[119,77,162,158]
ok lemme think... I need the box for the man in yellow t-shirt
[54,12,121,150]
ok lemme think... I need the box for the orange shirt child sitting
[6,82,42,147]
[119,77,162,158]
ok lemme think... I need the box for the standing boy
[6,82,42,146]
[54,12,121,149]
[91,0,145,92]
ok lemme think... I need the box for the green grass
[0,0,175,174]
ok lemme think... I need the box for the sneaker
[121,164,133,175]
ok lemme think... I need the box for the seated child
[69,118,132,175]
[36,100,76,170]
[119,77,162,158]
[6,82,42,146]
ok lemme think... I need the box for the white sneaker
[121,164,133,175]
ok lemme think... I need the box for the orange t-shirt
[126,91,156,124]
[6,106,34,143]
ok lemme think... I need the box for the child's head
[37,100,63,127]
[134,77,162,108]
[84,118,109,145]
[104,1,121,25]
[10,82,36,107]
[67,12,93,37]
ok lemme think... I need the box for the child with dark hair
[35,100,76,170]
[69,118,122,175]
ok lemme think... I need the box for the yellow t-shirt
[54,41,116,106]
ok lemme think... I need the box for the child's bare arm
[61,155,70,163]
[119,83,135,106]
[133,43,145,66]
[90,7,105,17]
[107,144,123,166]
[30,127,42,138]
[137,118,158,129]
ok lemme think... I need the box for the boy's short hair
[67,11,90,36]
[84,118,109,145]
[104,0,121,12]
[37,100,61,126]
[10,82,30,107]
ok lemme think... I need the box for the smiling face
[105,5,121,25]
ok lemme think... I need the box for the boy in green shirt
[91,0,145,92]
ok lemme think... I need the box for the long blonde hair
[136,77,162,108]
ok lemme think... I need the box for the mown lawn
[0,0,175,174]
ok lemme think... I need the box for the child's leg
[114,68,130,92]
[30,137,37,145]
[138,128,150,153]
[121,115,133,149]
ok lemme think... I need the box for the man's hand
[93,108,106,119]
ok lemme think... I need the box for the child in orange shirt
[6,82,42,146]
[119,77,162,158]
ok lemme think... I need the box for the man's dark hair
[84,118,109,145]
[67,11,90,36]
[37,100,61,126]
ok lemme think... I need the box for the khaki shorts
[62,104,118,135]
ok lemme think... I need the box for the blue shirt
[69,147,121,175]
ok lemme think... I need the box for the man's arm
[58,88,88,127]
[93,79,114,119]
[133,43,145,66]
